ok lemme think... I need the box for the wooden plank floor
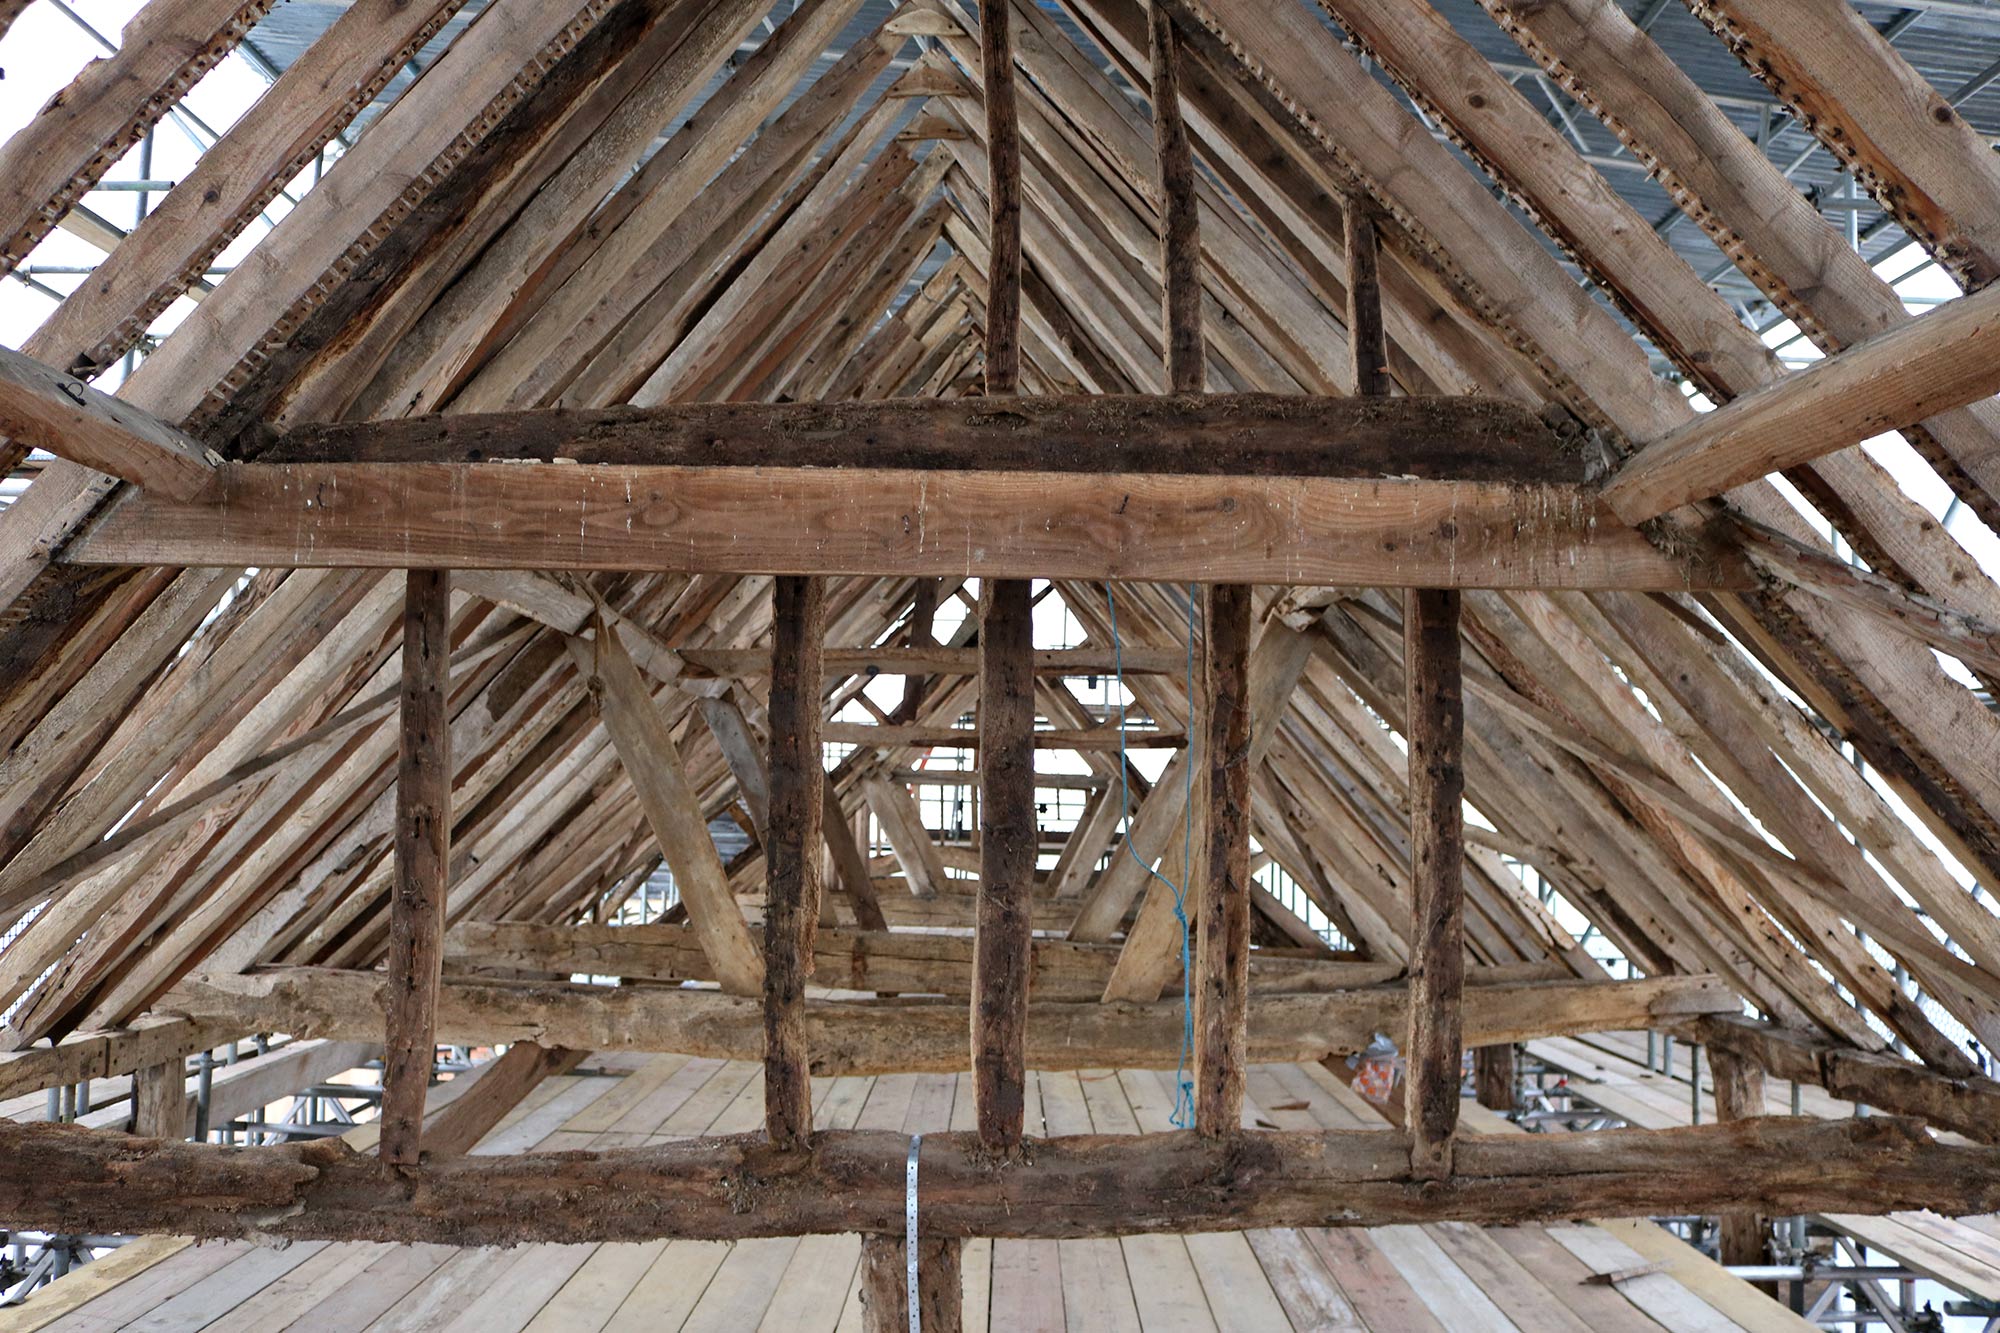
[4,1055,1805,1332]
[1532,1029,2000,1304]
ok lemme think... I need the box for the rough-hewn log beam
[443,920,1522,1000]
[164,969,1740,1073]
[975,578,1035,1150]
[68,464,1738,589]
[0,1018,237,1101]
[263,394,1582,478]
[765,576,825,1148]
[3,1116,1995,1243]
[1403,588,1464,1180]
[381,569,451,1170]
[1603,281,2000,523]
[1193,584,1252,1134]
[0,344,219,499]
[1687,1013,2000,1146]
[681,645,1188,678]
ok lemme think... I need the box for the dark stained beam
[1192,583,1252,1134]
[1148,0,1203,393]
[262,394,1586,481]
[1343,201,1389,399]
[764,576,825,1149]
[982,0,1022,393]
[1403,588,1464,1180]
[974,578,1035,1151]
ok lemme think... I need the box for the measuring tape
[905,1134,922,1332]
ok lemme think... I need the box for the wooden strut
[982,0,1022,393]
[380,569,451,1170]
[1192,584,1252,1134]
[1147,0,1203,394]
[4,1115,1998,1243]
[974,578,1034,1151]
[1708,1044,1768,1268]
[764,575,824,1149]
[1402,588,1465,1180]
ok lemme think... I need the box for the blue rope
[1108,583,1199,1129]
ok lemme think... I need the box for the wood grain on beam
[380,569,451,1170]
[69,464,1742,590]
[1603,281,2000,523]
[4,1115,1995,1243]
[0,344,218,499]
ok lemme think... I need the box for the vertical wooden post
[1711,1045,1770,1267]
[1474,1044,1516,1113]
[765,575,825,1149]
[1148,0,1202,393]
[861,1233,963,1333]
[981,0,1021,395]
[1344,200,1389,399]
[1402,588,1463,1180]
[382,568,451,1169]
[131,1058,189,1140]
[974,577,1034,1151]
[1193,583,1252,1135]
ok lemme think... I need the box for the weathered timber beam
[1685,1013,2000,1146]
[163,969,1739,1073]
[571,626,763,995]
[443,920,1513,999]
[679,645,1187,677]
[0,343,219,499]
[423,1043,585,1157]
[975,578,1035,1150]
[765,576,824,1148]
[1602,280,2000,523]
[830,721,1184,749]
[4,1115,1996,1242]
[983,0,1022,393]
[1403,588,1465,1179]
[265,395,1579,477]
[380,569,451,1169]
[1193,583,1252,1134]
[0,1017,238,1101]
[66,465,1739,589]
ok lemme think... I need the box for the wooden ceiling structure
[4,0,2000,1323]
